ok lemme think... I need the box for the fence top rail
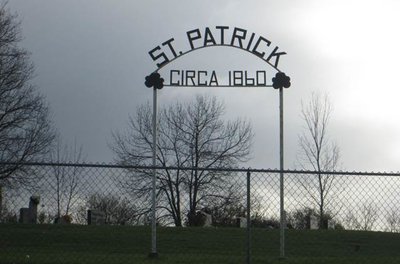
[1,161,400,177]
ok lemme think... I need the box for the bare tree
[386,208,400,233]
[49,137,84,221]
[344,202,379,231]
[112,95,253,226]
[297,92,340,228]
[0,3,54,219]
[0,3,54,188]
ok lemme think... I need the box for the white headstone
[310,215,318,230]
[201,212,212,227]
[328,220,335,230]
[239,217,247,228]
[204,214,212,227]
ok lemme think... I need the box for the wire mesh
[1,163,400,263]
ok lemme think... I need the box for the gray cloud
[7,0,400,171]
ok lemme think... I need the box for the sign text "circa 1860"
[149,26,286,70]
[169,70,270,87]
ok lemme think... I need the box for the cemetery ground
[1,224,400,264]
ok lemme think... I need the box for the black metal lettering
[204,27,217,46]
[230,27,247,48]
[216,26,229,45]
[198,71,208,86]
[186,70,196,85]
[162,38,178,58]
[187,29,201,50]
[256,71,266,86]
[209,71,218,86]
[266,46,287,68]
[233,71,243,86]
[170,70,180,85]
[246,33,255,51]
[149,46,169,68]
[245,71,255,86]
[252,36,271,59]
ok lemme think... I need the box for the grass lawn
[1,224,400,263]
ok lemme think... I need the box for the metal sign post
[145,73,164,258]
[272,72,291,259]
[150,86,157,257]
[279,87,285,258]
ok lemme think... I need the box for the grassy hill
[1,224,400,263]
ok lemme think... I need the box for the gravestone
[235,217,247,228]
[54,215,71,224]
[328,219,335,230]
[87,210,105,225]
[199,211,212,227]
[19,196,40,224]
[310,215,318,230]
[19,208,30,224]
[239,217,247,228]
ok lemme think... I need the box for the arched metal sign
[149,26,286,70]
[144,26,291,260]
[147,26,288,88]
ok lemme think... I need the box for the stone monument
[87,209,105,225]
[309,215,319,230]
[19,196,40,224]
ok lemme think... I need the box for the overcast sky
[7,0,400,172]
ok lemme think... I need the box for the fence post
[0,185,3,219]
[246,170,251,264]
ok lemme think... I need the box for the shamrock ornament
[145,72,164,89]
[272,72,291,89]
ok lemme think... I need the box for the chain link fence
[1,162,400,263]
